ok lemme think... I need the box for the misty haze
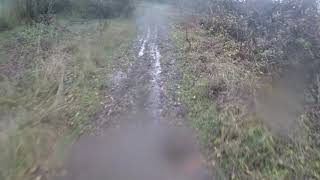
[0,0,319,179]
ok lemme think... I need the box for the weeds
[172,23,320,179]
[0,0,134,31]
[0,18,136,180]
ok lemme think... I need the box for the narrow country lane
[59,4,212,180]
[95,4,182,128]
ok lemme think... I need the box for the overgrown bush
[178,0,320,121]
[173,0,320,178]
[0,0,134,30]
[0,0,69,26]
[70,0,134,18]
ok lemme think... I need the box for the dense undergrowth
[0,18,136,180]
[0,0,134,30]
[171,0,320,179]
[173,25,320,179]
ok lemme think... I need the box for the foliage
[171,0,320,178]
[0,0,135,30]
[70,0,134,18]
[173,23,320,179]
[0,18,136,180]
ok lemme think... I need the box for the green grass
[171,25,320,179]
[0,18,136,180]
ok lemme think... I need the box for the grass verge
[0,18,136,180]
[171,22,320,179]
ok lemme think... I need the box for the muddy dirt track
[57,4,213,180]
[88,3,185,130]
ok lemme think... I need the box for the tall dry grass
[0,17,136,180]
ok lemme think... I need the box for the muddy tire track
[60,4,213,180]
